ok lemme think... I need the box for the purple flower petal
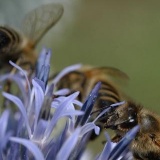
[110,101,125,107]
[98,133,112,160]
[2,92,31,137]
[45,83,54,96]
[44,92,79,140]
[36,47,47,74]
[60,110,84,117]
[60,110,84,124]
[68,133,91,160]
[34,78,45,92]
[32,120,48,143]
[0,110,10,138]
[56,128,80,160]
[109,125,140,160]
[0,74,28,102]
[52,97,82,110]
[36,47,51,80]
[44,49,51,66]
[80,122,100,137]
[75,82,101,126]
[37,65,50,87]
[0,132,12,151]
[54,88,70,96]
[52,64,82,85]
[9,137,45,160]
[46,122,69,159]
[52,96,76,109]
[32,79,45,131]
[9,61,31,94]
[73,100,83,108]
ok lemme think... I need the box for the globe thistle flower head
[0,48,139,160]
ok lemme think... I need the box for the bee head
[104,101,140,131]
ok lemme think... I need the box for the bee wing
[81,65,129,80]
[21,3,64,45]
[86,66,130,100]
[97,66,129,80]
[99,66,131,99]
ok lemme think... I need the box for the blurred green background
[1,0,160,158]
[45,0,160,113]
[1,0,160,110]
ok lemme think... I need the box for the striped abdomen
[0,26,22,54]
[0,26,23,67]
[96,81,120,108]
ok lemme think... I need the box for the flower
[0,48,139,160]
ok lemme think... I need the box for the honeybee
[56,65,160,159]
[0,3,64,70]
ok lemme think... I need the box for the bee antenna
[90,105,111,115]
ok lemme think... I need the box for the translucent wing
[96,66,130,99]
[96,66,129,80]
[94,66,129,92]
[80,65,130,99]
[80,66,129,81]
[21,3,64,45]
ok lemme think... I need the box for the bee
[0,3,64,70]
[56,65,160,159]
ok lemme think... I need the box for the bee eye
[119,111,137,129]
[128,106,137,120]
[120,117,137,129]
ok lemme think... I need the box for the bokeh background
[1,0,160,158]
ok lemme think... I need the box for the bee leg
[102,134,122,144]
[2,80,12,111]
[102,140,107,144]
[111,134,122,142]
[20,61,35,71]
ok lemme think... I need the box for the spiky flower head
[0,48,139,160]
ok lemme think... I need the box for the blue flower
[0,48,139,160]
[98,126,139,160]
